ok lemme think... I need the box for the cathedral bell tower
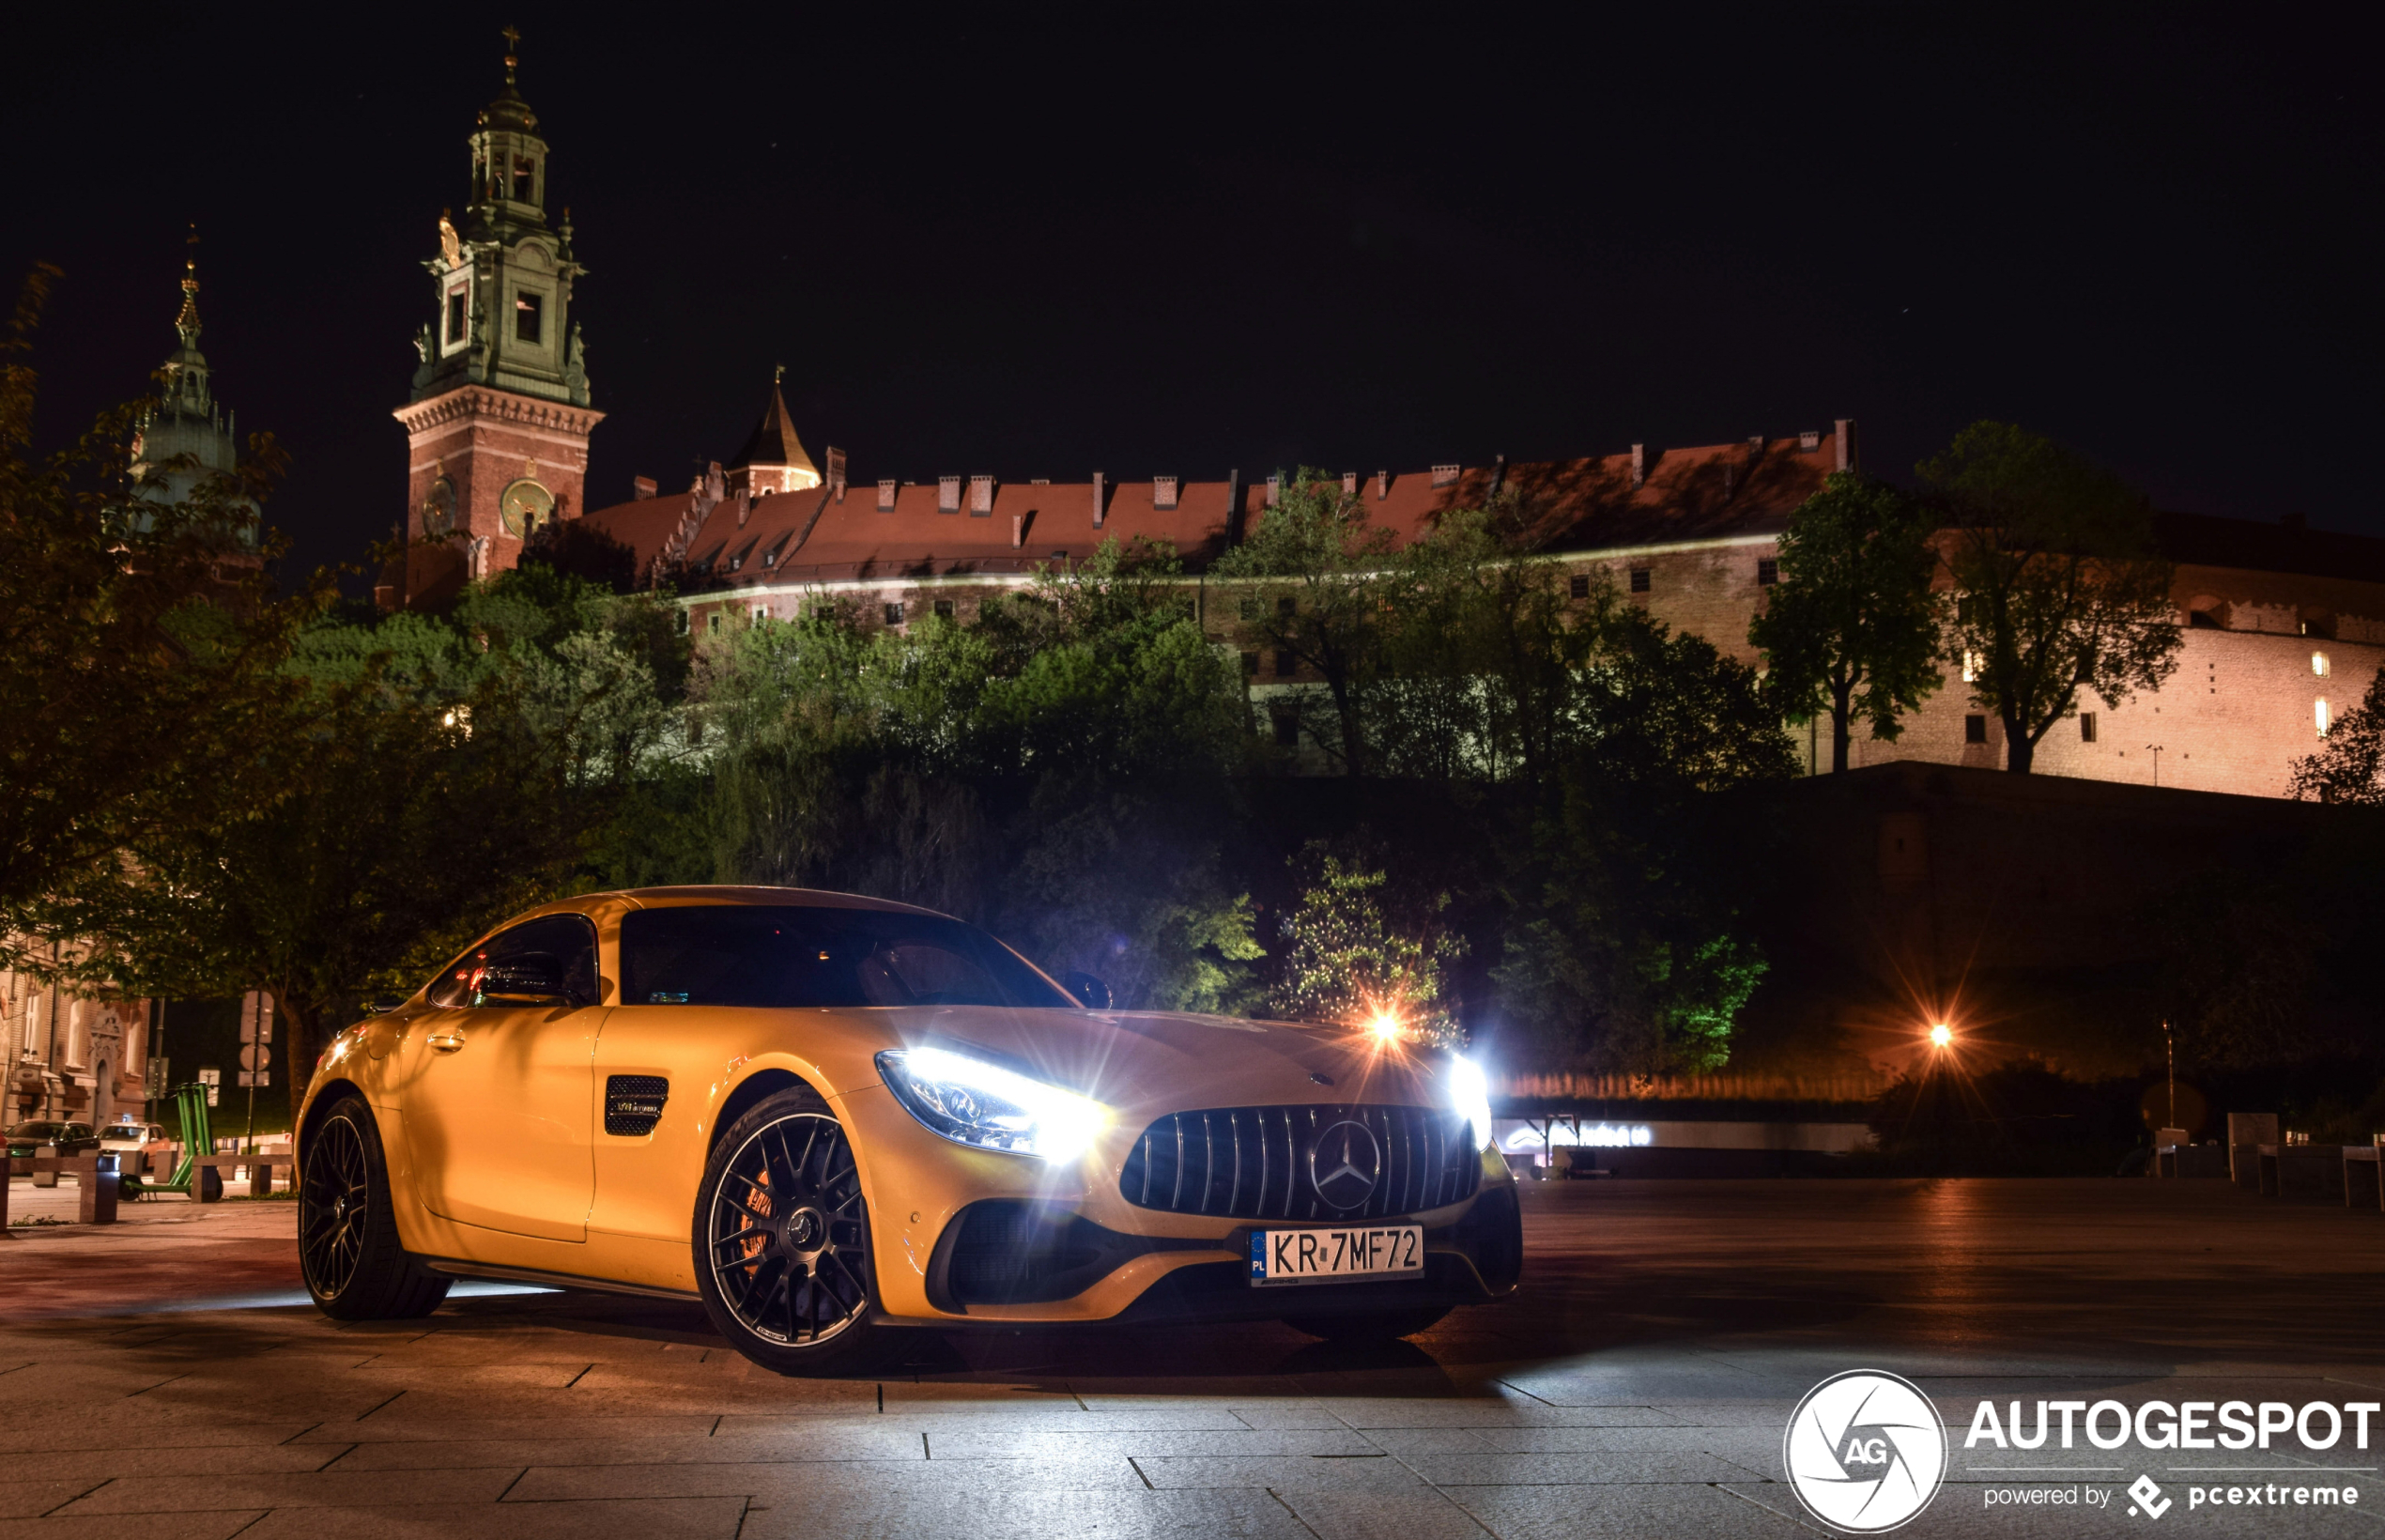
[392,29,602,607]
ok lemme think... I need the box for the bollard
[76,1152,118,1225]
[32,1143,59,1188]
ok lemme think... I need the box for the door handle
[424,1030,466,1054]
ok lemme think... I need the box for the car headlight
[875,1048,1108,1163]
[1449,1055,1494,1152]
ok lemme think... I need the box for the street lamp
[1929,1023,1953,1050]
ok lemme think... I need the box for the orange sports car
[295,886,1522,1373]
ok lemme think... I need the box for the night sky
[5,11,2377,584]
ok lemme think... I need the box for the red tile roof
[578,429,1851,590]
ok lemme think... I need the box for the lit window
[2080,713,2097,743]
[2316,699,2331,737]
[515,290,542,344]
[1961,651,1982,684]
[2313,652,2331,678]
[1964,715,1988,745]
[513,156,536,202]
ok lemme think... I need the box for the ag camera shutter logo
[1784,1369,1948,1532]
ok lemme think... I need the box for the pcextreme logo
[1784,1370,1950,1533]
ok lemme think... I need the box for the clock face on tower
[500,477,555,538]
[421,477,457,537]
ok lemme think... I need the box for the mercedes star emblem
[1308,1119,1383,1210]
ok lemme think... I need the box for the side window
[423,915,599,1009]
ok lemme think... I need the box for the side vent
[605,1075,669,1136]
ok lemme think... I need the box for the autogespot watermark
[1789,1378,2380,1530]
[1785,1370,1950,1532]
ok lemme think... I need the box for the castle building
[389,42,2380,806]
[389,32,600,609]
[129,236,245,522]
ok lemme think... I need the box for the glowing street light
[1928,1024,1953,1050]
[1366,1009,1404,1045]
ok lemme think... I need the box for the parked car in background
[98,1121,165,1150]
[4,1121,100,1158]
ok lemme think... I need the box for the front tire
[693,1087,890,1376]
[299,1095,452,1320]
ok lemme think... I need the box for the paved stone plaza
[4,1178,2382,1538]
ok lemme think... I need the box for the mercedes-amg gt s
[295,886,1522,1373]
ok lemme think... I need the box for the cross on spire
[177,223,202,348]
[500,25,520,84]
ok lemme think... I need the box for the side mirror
[476,956,575,1009]
[1062,971,1113,1010]
[368,993,406,1014]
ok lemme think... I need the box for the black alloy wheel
[298,1096,452,1320]
[693,1087,889,1375]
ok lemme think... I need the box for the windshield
[620,905,1077,1010]
[5,1122,65,1141]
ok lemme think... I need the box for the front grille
[1120,1104,1480,1222]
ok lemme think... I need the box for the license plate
[1249,1224,1424,1286]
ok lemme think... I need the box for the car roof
[586,886,949,920]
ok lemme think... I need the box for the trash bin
[31,1142,58,1188]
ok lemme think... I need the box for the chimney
[826,447,847,501]
[1430,463,1459,488]
[1012,508,1037,548]
[735,492,753,528]
[969,475,995,516]
[1092,470,1107,528]
[877,478,898,512]
[1489,454,1507,499]
[938,475,962,513]
[1375,470,1389,500]
[1154,475,1178,511]
[632,476,657,500]
[1225,469,1242,541]
[1342,471,1358,498]
[1630,442,1645,488]
[1835,418,1857,474]
[1797,430,1820,452]
[1267,473,1282,508]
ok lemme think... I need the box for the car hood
[854,1006,1459,1126]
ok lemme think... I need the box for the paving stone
[1131,1453,1428,1491]
[235,1497,748,1540]
[1271,1487,1498,1540]
[325,1427,925,1470]
[0,1484,92,1521]
[51,1467,519,1515]
[1452,1480,1812,1538]
[505,1454,1145,1502]
[0,1512,268,1540]
[734,1486,1309,1540]
[1404,1448,1768,1485]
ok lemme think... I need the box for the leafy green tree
[1748,471,1945,773]
[2288,665,2385,805]
[64,667,596,1119]
[1921,422,2181,773]
[1269,845,1463,1044]
[1211,469,1402,776]
[0,268,326,964]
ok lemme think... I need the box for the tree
[1921,422,2181,774]
[1748,471,1944,773]
[1269,845,1463,1045]
[2288,665,2385,805]
[0,268,325,964]
[1210,469,1402,776]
